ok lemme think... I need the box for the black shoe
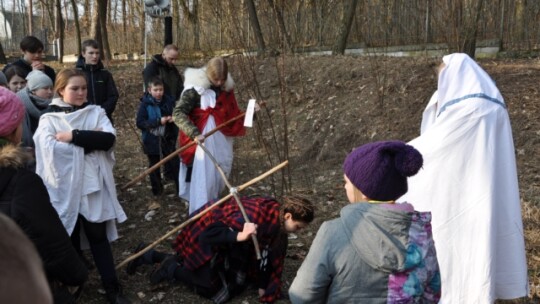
[126,242,150,275]
[104,283,132,304]
[150,256,178,285]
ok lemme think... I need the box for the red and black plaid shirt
[173,196,285,303]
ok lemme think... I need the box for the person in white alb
[401,53,529,303]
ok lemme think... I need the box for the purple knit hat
[343,140,423,201]
[0,87,25,137]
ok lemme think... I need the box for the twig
[196,142,262,259]
[121,111,246,190]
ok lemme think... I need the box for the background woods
[1,0,540,61]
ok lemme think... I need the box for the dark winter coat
[2,58,56,83]
[0,143,88,287]
[143,54,183,99]
[76,56,119,120]
[136,92,178,155]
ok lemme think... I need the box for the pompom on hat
[0,87,25,137]
[343,140,423,201]
[26,70,53,92]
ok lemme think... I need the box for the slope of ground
[49,55,539,303]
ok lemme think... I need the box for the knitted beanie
[0,71,7,87]
[26,70,53,92]
[343,140,423,201]
[0,87,25,137]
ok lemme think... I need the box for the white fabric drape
[33,103,127,243]
[401,53,528,303]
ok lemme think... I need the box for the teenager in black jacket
[75,39,119,123]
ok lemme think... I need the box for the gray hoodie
[289,203,440,303]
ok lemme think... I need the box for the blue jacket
[136,92,178,155]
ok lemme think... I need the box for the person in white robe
[173,57,246,215]
[401,53,528,303]
[33,68,131,304]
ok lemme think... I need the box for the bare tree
[333,0,359,55]
[70,0,82,55]
[55,0,64,63]
[180,0,200,50]
[28,0,33,34]
[97,0,112,60]
[0,41,7,64]
[266,0,292,51]
[245,0,266,55]
[460,0,484,58]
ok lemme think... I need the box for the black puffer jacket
[0,143,88,287]
[76,56,119,120]
[143,54,183,99]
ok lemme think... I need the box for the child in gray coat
[289,140,441,303]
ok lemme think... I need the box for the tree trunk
[70,0,81,55]
[97,0,112,61]
[0,41,7,64]
[28,0,33,34]
[266,0,292,51]
[333,0,359,55]
[91,0,99,38]
[460,0,484,58]
[245,0,265,55]
[55,0,64,63]
[193,0,200,50]
[81,0,90,34]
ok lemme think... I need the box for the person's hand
[31,61,45,71]
[160,117,168,125]
[167,116,174,123]
[236,222,257,241]
[55,131,73,143]
[254,102,261,112]
[194,134,205,143]
[258,288,265,297]
[93,127,102,131]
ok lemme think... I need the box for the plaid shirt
[174,196,285,303]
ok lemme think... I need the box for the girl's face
[33,86,54,99]
[210,78,225,87]
[59,76,87,106]
[8,75,26,92]
[344,174,367,203]
[283,213,307,233]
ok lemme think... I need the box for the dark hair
[147,77,164,88]
[54,68,87,96]
[281,196,315,223]
[20,36,44,53]
[82,39,99,53]
[4,66,26,81]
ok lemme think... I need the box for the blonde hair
[206,57,228,83]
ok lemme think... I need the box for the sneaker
[126,242,150,275]
[150,256,178,285]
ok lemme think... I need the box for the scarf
[17,89,51,147]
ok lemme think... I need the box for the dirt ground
[55,55,540,303]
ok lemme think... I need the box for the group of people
[0,35,529,304]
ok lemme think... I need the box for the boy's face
[82,46,100,65]
[149,84,164,100]
[22,49,44,63]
